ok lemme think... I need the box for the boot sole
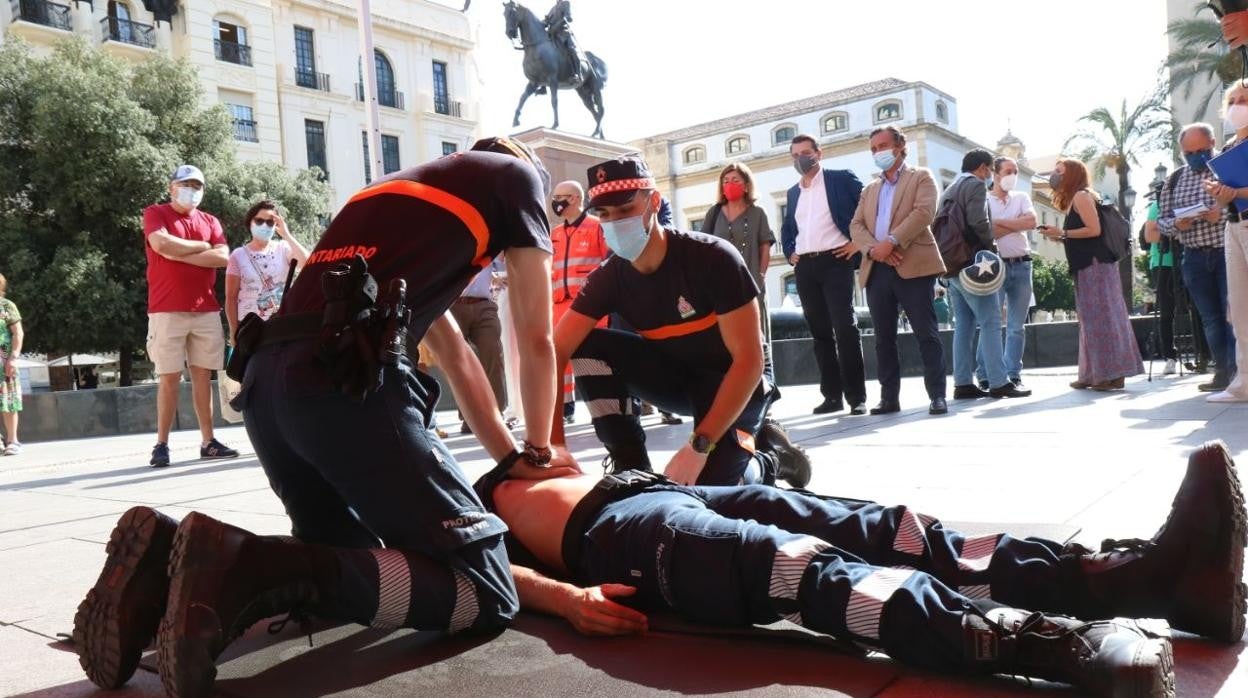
[158,512,225,698]
[1117,621,1175,698]
[72,506,176,689]
[759,422,812,489]
[1170,441,1247,642]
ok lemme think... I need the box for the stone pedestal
[510,128,637,224]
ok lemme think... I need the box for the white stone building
[631,78,1041,307]
[2,0,480,209]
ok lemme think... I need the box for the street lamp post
[1118,183,1138,311]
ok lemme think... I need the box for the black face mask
[552,199,570,217]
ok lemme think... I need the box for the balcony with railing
[9,0,72,32]
[355,82,404,110]
[434,97,463,118]
[214,39,252,67]
[100,17,155,50]
[294,68,330,92]
[232,119,258,143]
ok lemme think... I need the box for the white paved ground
[1,367,1245,697]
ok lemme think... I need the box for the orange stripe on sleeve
[347,180,492,267]
[637,313,719,340]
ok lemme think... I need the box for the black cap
[585,154,656,209]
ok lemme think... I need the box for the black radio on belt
[379,278,410,367]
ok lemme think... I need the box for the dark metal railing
[356,82,404,110]
[434,97,462,118]
[10,0,72,31]
[295,68,330,92]
[232,119,258,142]
[214,39,252,66]
[100,17,155,49]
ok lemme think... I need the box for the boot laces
[267,606,316,648]
[963,602,1100,661]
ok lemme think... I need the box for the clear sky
[444,0,1176,195]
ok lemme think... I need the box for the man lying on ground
[486,440,1244,697]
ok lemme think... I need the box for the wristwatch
[886,234,900,246]
[689,432,715,455]
[522,440,553,467]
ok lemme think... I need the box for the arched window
[874,100,902,123]
[726,134,750,155]
[772,123,796,147]
[682,145,706,165]
[358,51,403,109]
[821,112,848,134]
[935,100,949,123]
[374,51,397,108]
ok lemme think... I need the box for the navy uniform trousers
[238,340,518,633]
[572,481,1076,672]
[571,328,778,486]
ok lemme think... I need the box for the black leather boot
[757,419,811,489]
[73,506,178,689]
[962,607,1174,697]
[1061,440,1246,642]
[157,512,331,698]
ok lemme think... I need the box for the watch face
[691,434,712,454]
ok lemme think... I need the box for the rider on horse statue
[543,0,583,85]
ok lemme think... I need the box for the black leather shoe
[869,400,900,415]
[978,379,990,391]
[953,384,990,400]
[929,397,948,415]
[1199,379,1230,393]
[849,402,867,416]
[812,399,844,415]
[989,383,1032,398]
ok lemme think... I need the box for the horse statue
[503,1,607,139]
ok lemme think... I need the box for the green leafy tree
[1166,1,1241,122]
[1032,257,1076,312]
[0,38,330,385]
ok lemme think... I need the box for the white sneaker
[1206,391,1248,403]
[1163,359,1177,375]
[3,441,21,456]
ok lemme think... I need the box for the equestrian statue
[504,1,608,139]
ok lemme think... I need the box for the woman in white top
[225,200,310,344]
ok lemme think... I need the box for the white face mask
[1230,104,1248,131]
[999,174,1019,192]
[175,186,203,209]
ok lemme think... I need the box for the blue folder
[1207,145,1248,214]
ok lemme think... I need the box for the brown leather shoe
[1090,377,1125,391]
[1070,380,1090,390]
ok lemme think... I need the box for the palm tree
[1166,2,1243,122]
[1063,87,1174,309]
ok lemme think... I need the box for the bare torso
[493,474,597,574]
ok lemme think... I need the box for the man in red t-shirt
[142,165,238,468]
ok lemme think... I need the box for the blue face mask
[1184,149,1213,172]
[873,149,897,171]
[601,204,652,262]
[251,222,276,242]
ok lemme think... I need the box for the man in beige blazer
[849,126,948,416]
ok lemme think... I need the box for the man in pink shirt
[143,165,238,467]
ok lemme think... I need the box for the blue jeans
[572,481,1077,671]
[976,259,1031,382]
[1181,246,1236,382]
[949,277,1008,388]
